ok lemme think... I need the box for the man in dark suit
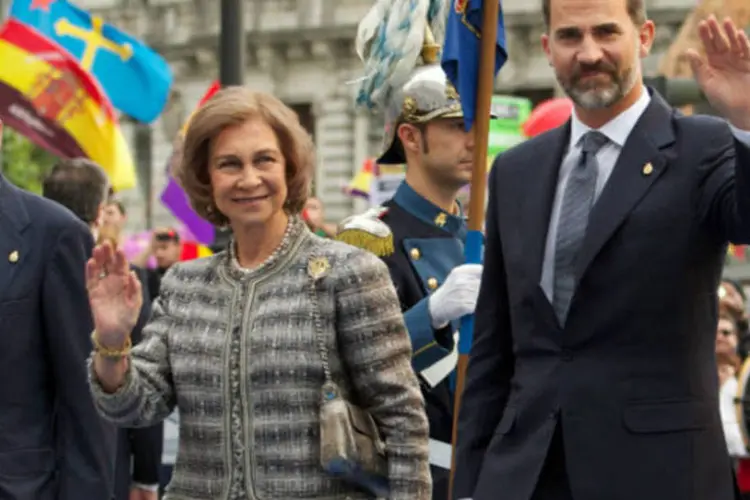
[453,1,750,499]
[41,158,161,500]
[0,133,115,498]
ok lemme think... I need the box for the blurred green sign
[487,95,532,159]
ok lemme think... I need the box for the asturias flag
[441,0,508,131]
[10,0,173,123]
[0,19,136,191]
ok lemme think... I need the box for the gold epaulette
[335,207,394,257]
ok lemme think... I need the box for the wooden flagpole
[448,0,501,498]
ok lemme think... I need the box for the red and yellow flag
[0,19,135,191]
[179,241,213,261]
[729,243,746,260]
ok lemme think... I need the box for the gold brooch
[308,256,330,280]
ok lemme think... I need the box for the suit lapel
[522,122,571,285]
[574,93,676,281]
[0,176,31,303]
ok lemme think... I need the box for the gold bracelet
[91,331,132,359]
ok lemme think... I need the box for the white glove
[427,264,483,329]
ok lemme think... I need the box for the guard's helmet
[377,64,463,165]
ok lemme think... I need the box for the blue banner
[441,0,508,132]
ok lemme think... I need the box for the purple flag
[159,82,221,245]
[159,176,215,244]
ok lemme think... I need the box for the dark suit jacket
[454,91,750,500]
[0,176,116,500]
[114,266,163,500]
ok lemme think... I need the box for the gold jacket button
[410,248,421,260]
[427,277,438,290]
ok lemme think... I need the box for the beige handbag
[307,256,389,497]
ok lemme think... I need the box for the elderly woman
[86,87,431,500]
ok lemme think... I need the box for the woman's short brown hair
[176,86,315,226]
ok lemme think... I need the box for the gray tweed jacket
[89,220,431,500]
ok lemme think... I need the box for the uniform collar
[392,181,466,239]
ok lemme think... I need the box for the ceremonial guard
[337,4,483,498]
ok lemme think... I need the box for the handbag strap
[307,255,334,386]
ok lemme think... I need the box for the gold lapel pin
[642,163,654,176]
[8,250,19,263]
[434,213,447,227]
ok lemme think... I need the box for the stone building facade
[2,0,697,232]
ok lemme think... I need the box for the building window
[286,102,315,193]
[287,102,315,142]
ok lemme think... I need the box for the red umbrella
[522,97,573,138]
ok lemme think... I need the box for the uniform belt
[429,438,452,469]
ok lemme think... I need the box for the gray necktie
[553,131,609,324]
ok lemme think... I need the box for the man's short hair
[154,227,180,244]
[542,0,647,30]
[42,158,109,224]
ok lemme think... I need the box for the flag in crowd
[345,158,376,199]
[441,0,508,131]
[0,19,135,190]
[160,81,221,246]
[441,0,507,360]
[10,0,173,123]
[180,241,213,261]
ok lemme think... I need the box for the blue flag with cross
[10,0,173,123]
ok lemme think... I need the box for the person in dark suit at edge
[0,122,116,499]
[452,0,750,499]
[41,159,162,500]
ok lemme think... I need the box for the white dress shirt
[540,88,651,301]
[719,377,747,457]
[540,89,750,301]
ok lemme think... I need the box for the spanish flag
[180,241,213,261]
[0,19,136,191]
[729,243,746,260]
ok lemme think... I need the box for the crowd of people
[2,0,750,499]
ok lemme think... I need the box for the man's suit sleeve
[43,221,115,499]
[697,123,750,242]
[453,158,515,499]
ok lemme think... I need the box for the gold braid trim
[92,331,132,359]
[335,229,394,257]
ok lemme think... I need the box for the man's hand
[688,16,750,130]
